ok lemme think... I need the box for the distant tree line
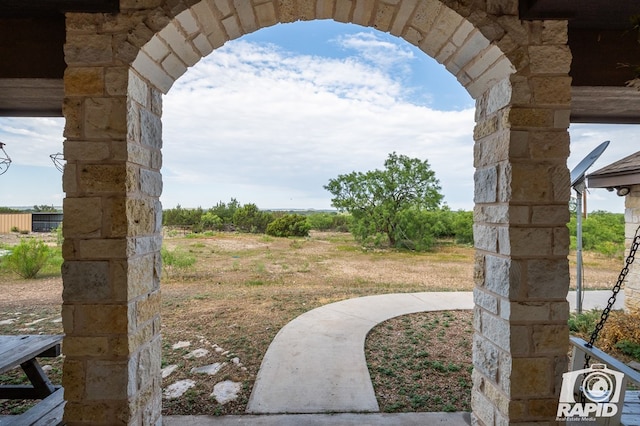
[567,211,625,257]
[163,199,332,237]
[0,205,60,213]
[162,198,474,249]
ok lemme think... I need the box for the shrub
[615,340,640,361]
[568,309,601,335]
[55,224,64,246]
[161,246,196,277]
[45,246,64,275]
[570,309,640,361]
[597,309,640,353]
[232,204,273,234]
[266,214,311,237]
[2,239,51,279]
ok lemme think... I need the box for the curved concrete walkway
[246,290,624,414]
[246,292,474,414]
[164,290,624,425]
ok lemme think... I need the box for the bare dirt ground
[0,231,624,416]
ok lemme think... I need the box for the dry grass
[0,230,625,416]
[366,310,473,413]
[159,231,475,415]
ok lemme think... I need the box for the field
[0,230,623,416]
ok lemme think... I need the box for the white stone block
[452,30,490,71]
[132,51,174,94]
[410,0,442,34]
[191,1,222,36]
[390,0,418,36]
[204,19,228,49]
[485,77,511,116]
[316,0,334,19]
[128,71,149,108]
[176,9,200,36]
[159,22,200,67]
[353,0,374,25]
[192,33,214,57]
[234,0,258,32]
[452,19,474,47]
[435,41,456,65]
[214,0,232,17]
[222,15,242,40]
[161,53,187,80]
[334,0,352,23]
[255,2,277,28]
[474,288,499,314]
[143,36,170,62]
[464,45,502,80]
[467,56,514,99]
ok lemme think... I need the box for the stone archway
[61,1,572,424]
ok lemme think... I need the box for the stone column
[625,185,640,311]
[61,14,163,425]
[471,20,572,424]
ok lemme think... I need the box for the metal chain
[586,225,640,351]
[578,224,640,403]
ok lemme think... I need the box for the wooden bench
[0,335,64,426]
[570,336,640,426]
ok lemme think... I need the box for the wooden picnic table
[0,335,63,400]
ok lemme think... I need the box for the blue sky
[0,20,636,213]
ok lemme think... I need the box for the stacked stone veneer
[60,0,572,424]
[625,185,640,312]
[62,11,164,424]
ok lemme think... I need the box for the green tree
[324,152,443,247]
[200,212,223,230]
[209,198,240,224]
[0,207,22,213]
[33,204,58,212]
[306,212,352,232]
[266,214,311,237]
[232,203,273,233]
[163,205,204,229]
[451,210,474,244]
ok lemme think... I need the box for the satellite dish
[570,141,610,187]
[570,140,609,314]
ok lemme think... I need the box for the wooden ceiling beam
[0,17,65,79]
[520,0,640,30]
[0,0,118,17]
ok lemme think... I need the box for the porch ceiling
[0,1,639,123]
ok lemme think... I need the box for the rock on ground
[164,379,196,400]
[191,362,226,376]
[212,380,242,405]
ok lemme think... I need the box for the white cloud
[162,38,475,209]
[332,32,414,71]
[0,118,64,168]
